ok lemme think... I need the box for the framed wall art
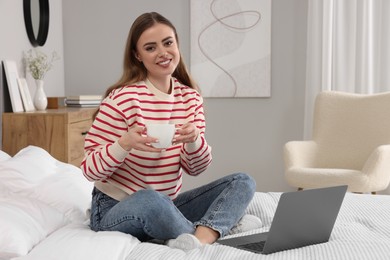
[190,0,271,98]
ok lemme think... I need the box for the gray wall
[63,0,308,192]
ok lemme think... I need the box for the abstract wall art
[190,0,271,98]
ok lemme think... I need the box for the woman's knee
[103,190,174,231]
[127,189,172,214]
[232,172,256,195]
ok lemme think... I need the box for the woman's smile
[158,59,171,66]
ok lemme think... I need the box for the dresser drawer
[2,107,96,167]
[68,119,92,166]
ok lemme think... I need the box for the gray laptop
[217,185,347,254]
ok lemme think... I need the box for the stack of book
[65,95,102,107]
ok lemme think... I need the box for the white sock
[228,214,263,235]
[166,233,202,251]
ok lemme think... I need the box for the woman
[81,12,260,251]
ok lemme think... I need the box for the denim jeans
[90,173,256,242]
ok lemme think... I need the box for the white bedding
[1,146,390,260]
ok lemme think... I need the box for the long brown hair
[103,12,198,99]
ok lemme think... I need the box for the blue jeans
[90,173,256,242]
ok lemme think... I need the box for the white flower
[24,49,60,80]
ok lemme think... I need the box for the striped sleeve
[180,95,212,176]
[81,95,129,182]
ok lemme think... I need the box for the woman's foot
[167,226,219,251]
[228,214,263,235]
[166,233,202,251]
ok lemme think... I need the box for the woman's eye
[145,46,155,52]
[164,40,173,46]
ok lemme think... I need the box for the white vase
[33,79,48,110]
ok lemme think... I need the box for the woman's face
[135,23,180,81]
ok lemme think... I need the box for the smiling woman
[23,0,50,47]
[80,12,259,252]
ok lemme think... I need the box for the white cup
[146,123,176,149]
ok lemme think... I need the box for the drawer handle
[81,131,88,136]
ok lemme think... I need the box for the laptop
[217,185,347,254]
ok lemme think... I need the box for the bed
[1,146,390,260]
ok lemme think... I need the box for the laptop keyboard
[237,240,266,252]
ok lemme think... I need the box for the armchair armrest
[362,144,390,191]
[284,140,318,169]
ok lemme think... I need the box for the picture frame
[190,0,271,98]
[17,78,35,112]
[2,60,24,112]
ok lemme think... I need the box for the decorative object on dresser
[17,78,35,112]
[2,107,97,167]
[24,48,60,110]
[33,79,47,110]
[65,95,102,108]
[2,60,24,112]
[47,97,66,109]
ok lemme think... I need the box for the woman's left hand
[173,123,200,145]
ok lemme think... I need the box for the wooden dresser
[2,107,97,167]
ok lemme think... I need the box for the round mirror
[23,0,50,47]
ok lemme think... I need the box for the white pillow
[19,161,94,222]
[0,145,94,222]
[0,150,11,161]
[0,146,58,190]
[0,196,68,258]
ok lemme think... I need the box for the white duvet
[1,146,390,260]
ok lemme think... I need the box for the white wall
[0,0,65,147]
[63,0,308,192]
[0,0,65,97]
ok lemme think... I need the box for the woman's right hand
[118,126,164,152]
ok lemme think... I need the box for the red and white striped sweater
[81,78,212,201]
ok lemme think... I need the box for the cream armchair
[284,91,390,193]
